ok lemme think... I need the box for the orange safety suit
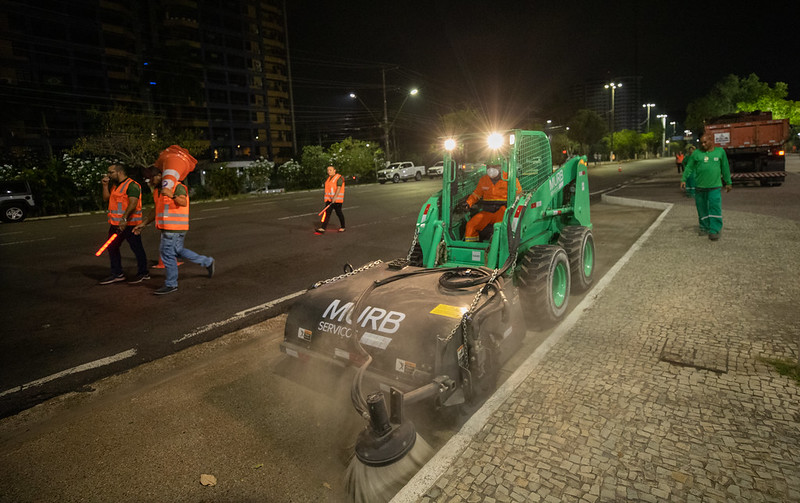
[464,173,521,242]
[107,178,143,226]
[155,184,190,231]
[324,173,345,203]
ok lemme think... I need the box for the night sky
[285,0,798,144]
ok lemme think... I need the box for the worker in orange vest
[134,171,215,295]
[676,151,685,173]
[463,163,521,242]
[99,164,149,284]
[316,165,346,234]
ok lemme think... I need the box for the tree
[243,157,273,192]
[329,137,383,182]
[612,130,644,160]
[70,106,208,171]
[62,154,114,210]
[204,166,242,198]
[685,74,800,131]
[567,109,607,155]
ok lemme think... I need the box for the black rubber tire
[1,204,27,223]
[379,180,386,184]
[414,172,422,181]
[392,174,400,183]
[558,226,595,293]
[515,245,571,329]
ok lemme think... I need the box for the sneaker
[709,233,720,241]
[154,285,178,295]
[315,227,325,234]
[99,274,125,285]
[206,259,215,278]
[338,228,346,232]
[128,273,151,284]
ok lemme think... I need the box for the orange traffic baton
[95,233,119,256]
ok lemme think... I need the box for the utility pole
[382,68,390,162]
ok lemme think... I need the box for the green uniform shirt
[113,178,141,198]
[681,147,732,188]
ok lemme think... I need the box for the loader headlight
[444,138,456,151]
[487,132,504,150]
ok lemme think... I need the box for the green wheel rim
[552,261,568,308]
[583,240,594,278]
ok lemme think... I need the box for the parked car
[428,160,444,178]
[0,180,36,223]
[377,161,426,184]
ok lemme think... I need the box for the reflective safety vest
[324,173,345,203]
[107,178,143,226]
[466,173,521,208]
[155,184,190,231]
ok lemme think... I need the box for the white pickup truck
[377,161,426,184]
[427,160,444,178]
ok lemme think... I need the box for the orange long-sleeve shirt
[466,173,522,207]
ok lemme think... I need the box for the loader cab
[412,130,583,270]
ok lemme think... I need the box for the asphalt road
[0,158,672,417]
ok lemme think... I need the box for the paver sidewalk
[398,195,800,502]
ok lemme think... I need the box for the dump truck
[705,111,790,186]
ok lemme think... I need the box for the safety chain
[311,260,383,289]
[438,266,502,345]
[405,225,420,263]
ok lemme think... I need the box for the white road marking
[172,290,307,344]
[68,222,106,228]
[200,207,230,212]
[391,197,674,503]
[0,349,138,398]
[1,288,311,397]
[278,206,360,220]
[0,237,56,246]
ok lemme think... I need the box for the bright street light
[657,114,668,157]
[642,103,655,133]
[605,82,622,159]
[444,138,456,151]
[350,85,418,161]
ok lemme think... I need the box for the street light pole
[657,114,667,157]
[642,103,655,133]
[605,82,621,160]
[350,83,418,163]
[382,68,390,162]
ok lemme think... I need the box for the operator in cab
[462,163,522,242]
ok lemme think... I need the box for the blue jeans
[160,232,213,287]
[108,225,148,276]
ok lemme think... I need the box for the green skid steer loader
[280,130,594,483]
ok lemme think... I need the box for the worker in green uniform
[680,131,732,241]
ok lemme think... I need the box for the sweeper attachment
[280,130,595,502]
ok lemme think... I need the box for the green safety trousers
[684,172,695,198]
[694,187,723,234]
